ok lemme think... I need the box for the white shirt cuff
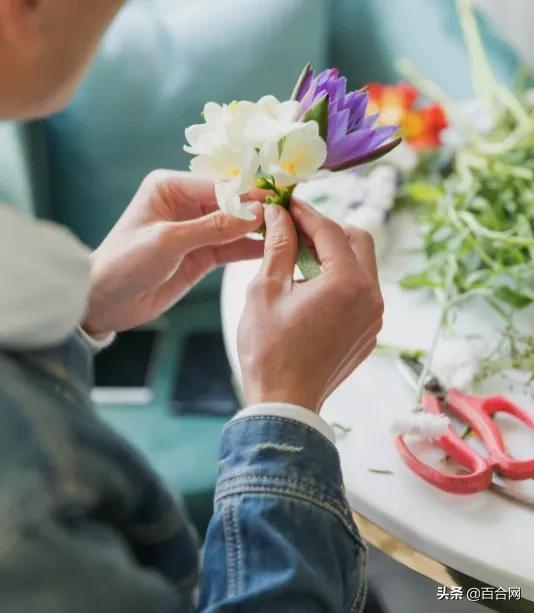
[77,326,116,352]
[232,403,335,445]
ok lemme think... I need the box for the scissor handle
[395,393,492,494]
[446,389,534,480]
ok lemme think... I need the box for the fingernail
[265,204,281,223]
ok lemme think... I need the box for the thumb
[174,202,263,253]
[260,204,297,282]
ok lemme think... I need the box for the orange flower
[367,82,447,149]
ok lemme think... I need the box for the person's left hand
[83,170,264,338]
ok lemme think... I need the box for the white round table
[220,213,534,610]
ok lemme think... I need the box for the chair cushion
[330,0,518,96]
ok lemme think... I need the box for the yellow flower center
[230,166,240,177]
[229,100,239,116]
[282,161,297,176]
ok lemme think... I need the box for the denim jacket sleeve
[0,335,366,612]
[198,415,368,612]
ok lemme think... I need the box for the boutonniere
[184,65,401,278]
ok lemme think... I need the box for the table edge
[353,510,534,613]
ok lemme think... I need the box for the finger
[241,187,273,204]
[260,204,297,282]
[291,198,355,272]
[344,225,379,281]
[139,171,220,217]
[212,237,265,266]
[173,202,264,253]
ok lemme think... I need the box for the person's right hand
[238,199,384,413]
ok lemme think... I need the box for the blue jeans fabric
[0,335,367,612]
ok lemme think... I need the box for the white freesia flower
[259,122,327,187]
[243,95,301,148]
[186,97,310,219]
[431,338,480,390]
[185,97,301,154]
[185,101,255,155]
[392,412,450,439]
[190,144,259,219]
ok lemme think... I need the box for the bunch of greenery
[393,0,533,385]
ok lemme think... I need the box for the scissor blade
[491,478,534,508]
[397,355,423,391]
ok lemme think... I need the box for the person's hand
[83,170,264,337]
[238,199,384,413]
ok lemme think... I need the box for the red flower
[367,82,447,149]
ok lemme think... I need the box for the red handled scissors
[395,356,534,497]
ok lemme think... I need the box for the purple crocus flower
[293,65,401,171]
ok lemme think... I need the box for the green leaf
[494,286,533,309]
[303,94,329,141]
[400,272,442,289]
[407,181,443,204]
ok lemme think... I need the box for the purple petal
[370,125,399,147]
[361,113,379,129]
[346,92,369,131]
[327,137,402,171]
[294,65,314,101]
[330,77,348,108]
[327,107,350,146]
[298,81,320,115]
[316,68,340,88]
[325,129,377,167]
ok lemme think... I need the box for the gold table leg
[353,511,534,613]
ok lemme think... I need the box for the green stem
[296,239,321,279]
[260,181,322,280]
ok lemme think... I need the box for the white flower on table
[392,412,450,439]
[431,337,480,390]
[259,121,327,188]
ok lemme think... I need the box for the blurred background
[0,1,530,611]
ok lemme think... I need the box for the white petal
[275,100,301,123]
[184,123,222,155]
[214,179,256,220]
[190,155,214,178]
[224,101,256,144]
[259,139,280,176]
[203,102,224,125]
[278,122,327,179]
[258,95,300,123]
[235,146,260,190]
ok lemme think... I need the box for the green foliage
[398,134,534,310]
[395,0,534,382]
